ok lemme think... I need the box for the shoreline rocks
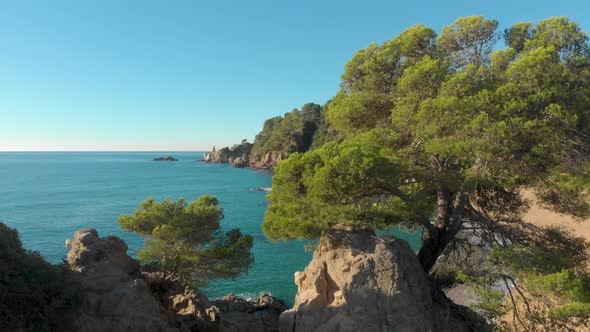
[203,139,287,170]
[66,228,286,332]
[203,139,253,168]
[213,293,288,331]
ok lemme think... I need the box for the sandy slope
[522,191,590,240]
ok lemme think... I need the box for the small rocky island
[153,156,178,161]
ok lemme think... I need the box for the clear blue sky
[1,0,588,151]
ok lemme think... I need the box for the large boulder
[67,228,179,332]
[279,227,485,332]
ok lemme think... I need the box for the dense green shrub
[0,222,79,331]
[118,195,254,287]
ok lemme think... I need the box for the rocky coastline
[62,227,483,332]
[203,139,254,168]
[66,228,287,332]
[202,142,284,170]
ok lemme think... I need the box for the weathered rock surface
[204,139,253,168]
[67,228,286,332]
[279,227,486,332]
[145,272,220,332]
[153,156,178,161]
[67,228,179,332]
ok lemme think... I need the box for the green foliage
[263,128,433,240]
[250,102,340,162]
[329,25,438,135]
[437,16,499,67]
[0,222,79,331]
[503,22,533,52]
[119,195,254,286]
[264,16,590,255]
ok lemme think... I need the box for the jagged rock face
[203,140,253,168]
[280,228,482,332]
[67,228,180,332]
[144,272,220,332]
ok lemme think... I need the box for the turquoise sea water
[0,152,420,304]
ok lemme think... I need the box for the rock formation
[279,227,486,332]
[213,293,288,331]
[67,228,180,331]
[153,156,178,161]
[203,139,253,168]
[66,228,286,332]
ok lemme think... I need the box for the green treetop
[119,195,254,286]
[262,16,590,274]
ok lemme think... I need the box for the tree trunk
[417,237,442,272]
[417,187,466,273]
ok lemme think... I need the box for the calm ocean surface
[0,152,420,304]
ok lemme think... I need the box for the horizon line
[0,150,208,153]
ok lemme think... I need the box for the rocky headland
[203,139,253,168]
[203,102,337,170]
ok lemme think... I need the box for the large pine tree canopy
[263,16,590,270]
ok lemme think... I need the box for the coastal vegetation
[0,222,79,331]
[250,102,325,160]
[204,102,342,169]
[262,16,590,329]
[459,232,590,330]
[118,195,254,287]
